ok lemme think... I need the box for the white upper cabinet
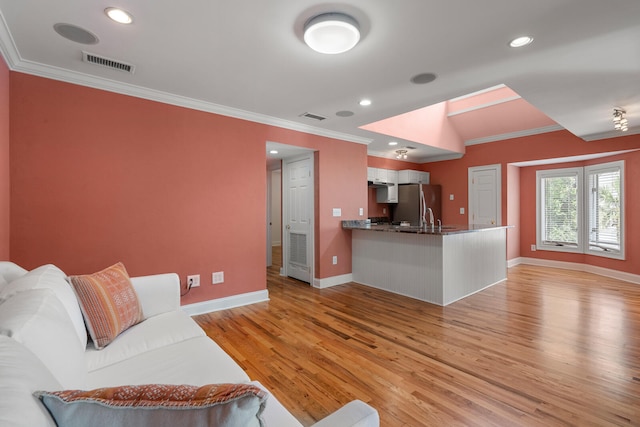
[368,167,390,184]
[398,170,430,184]
[376,170,398,203]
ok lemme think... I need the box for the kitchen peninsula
[343,221,510,306]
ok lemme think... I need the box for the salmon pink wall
[367,157,422,171]
[0,57,9,259]
[9,73,367,303]
[315,146,367,278]
[506,165,520,260]
[367,157,425,218]
[519,152,640,275]
[424,130,640,275]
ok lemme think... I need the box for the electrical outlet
[332,256,338,265]
[187,275,200,288]
[359,207,364,216]
[212,271,224,284]
[460,207,465,214]
[531,244,536,251]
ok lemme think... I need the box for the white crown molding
[418,152,465,163]
[367,149,422,162]
[465,124,564,146]
[448,84,507,102]
[580,126,640,142]
[0,14,371,146]
[181,290,269,316]
[447,95,521,117]
[367,149,464,164]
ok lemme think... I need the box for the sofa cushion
[85,310,205,371]
[0,289,88,389]
[36,383,267,427]
[0,335,61,427]
[69,262,143,350]
[87,336,251,388]
[0,264,87,348]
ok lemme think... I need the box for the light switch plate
[449,194,454,201]
[460,207,465,214]
[332,208,342,217]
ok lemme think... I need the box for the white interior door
[468,164,501,225]
[282,154,313,283]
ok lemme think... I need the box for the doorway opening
[266,142,315,285]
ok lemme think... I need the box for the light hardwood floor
[195,249,640,426]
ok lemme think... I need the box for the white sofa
[0,262,379,427]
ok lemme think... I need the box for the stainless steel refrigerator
[391,184,442,226]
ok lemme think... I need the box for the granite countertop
[342,220,510,235]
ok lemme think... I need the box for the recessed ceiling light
[269,150,279,154]
[105,7,133,24]
[359,99,372,106]
[388,141,398,146]
[304,13,360,54]
[509,36,533,48]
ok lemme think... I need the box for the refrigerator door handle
[420,187,426,227]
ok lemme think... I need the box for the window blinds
[587,167,621,253]
[541,174,579,247]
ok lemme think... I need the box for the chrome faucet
[427,208,434,230]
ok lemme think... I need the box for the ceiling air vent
[82,51,136,74]
[299,112,327,121]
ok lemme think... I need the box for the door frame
[281,152,315,284]
[468,164,502,225]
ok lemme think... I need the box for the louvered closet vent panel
[289,233,307,265]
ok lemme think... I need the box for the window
[536,161,624,260]
[586,162,623,256]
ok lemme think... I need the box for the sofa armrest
[130,273,180,318]
[0,261,28,283]
[310,400,380,427]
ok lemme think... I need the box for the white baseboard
[313,273,353,289]
[510,257,640,285]
[181,290,269,316]
[507,257,524,268]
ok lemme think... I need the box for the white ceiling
[1,1,639,162]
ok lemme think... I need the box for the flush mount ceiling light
[388,141,398,146]
[395,149,408,160]
[359,99,372,106]
[105,7,133,24]
[613,108,629,132]
[509,35,534,48]
[304,13,360,54]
